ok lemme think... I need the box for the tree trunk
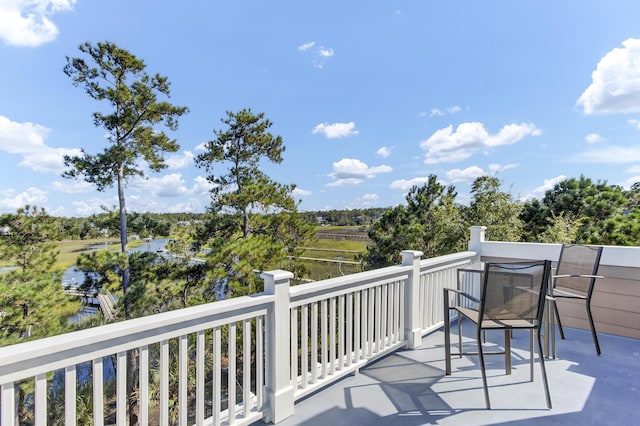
[243,206,250,238]
[118,167,139,425]
[117,167,130,295]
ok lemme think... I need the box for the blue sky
[1,1,640,217]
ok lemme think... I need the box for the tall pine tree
[196,109,314,296]
[63,41,188,301]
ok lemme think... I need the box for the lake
[62,238,171,286]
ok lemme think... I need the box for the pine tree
[196,109,314,296]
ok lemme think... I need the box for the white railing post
[468,226,486,258]
[262,270,295,424]
[401,250,423,349]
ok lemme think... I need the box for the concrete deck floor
[253,326,640,425]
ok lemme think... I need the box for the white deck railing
[9,223,640,425]
[0,248,477,425]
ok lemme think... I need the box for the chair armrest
[552,288,588,298]
[553,274,604,279]
[444,287,480,304]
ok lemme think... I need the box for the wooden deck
[253,325,640,425]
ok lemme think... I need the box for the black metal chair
[551,244,604,356]
[444,260,552,409]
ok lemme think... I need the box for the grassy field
[54,239,116,271]
[54,238,147,271]
[4,226,369,280]
[294,227,370,280]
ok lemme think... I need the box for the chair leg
[529,330,534,381]
[536,330,552,409]
[478,329,491,409]
[554,299,565,339]
[444,290,452,375]
[586,301,602,356]
[504,329,511,375]
[551,303,557,359]
[457,314,463,358]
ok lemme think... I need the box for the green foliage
[196,109,315,297]
[365,175,466,267]
[63,41,188,189]
[466,176,523,242]
[121,252,188,316]
[624,181,640,210]
[597,208,640,246]
[0,205,58,275]
[300,208,387,226]
[0,206,81,346]
[536,211,580,244]
[520,175,629,243]
[75,249,128,294]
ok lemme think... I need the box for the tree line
[365,175,640,267]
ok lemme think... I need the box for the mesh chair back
[554,244,603,296]
[481,261,550,323]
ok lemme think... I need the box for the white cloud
[297,41,316,52]
[312,122,359,139]
[293,187,312,196]
[298,41,334,69]
[532,175,566,197]
[390,177,431,191]
[577,38,640,114]
[621,176,640,189]
[488,163,518,173]
[0,0,75,47]
[347,193,380,209]
[318,47,334,57]
[328,158,392,186]
[376,146,391,157]
[191,175,214,195]
[421,106,462,117]
[165,150,194,169]
[70,197,113,216]
[420,122,540,164]
[574,145,640,163]
[0,115,82,173]
[626,165,640,174]
[446,166,485,183]
[50,180,93,194]
[629,119,640,131]
[586,133,603,144]
[0,187,48,212]
[445,163,518,183]
[152,174,189,197]
[128,172,214,199]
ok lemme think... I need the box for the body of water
[64,238,171,318]
[62,238,171,285]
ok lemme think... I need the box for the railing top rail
[419,251,477,271]
[289,264,411,305]
[0,293,272,385]
[479,241,640,268]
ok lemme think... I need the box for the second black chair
[550,244,604,356]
